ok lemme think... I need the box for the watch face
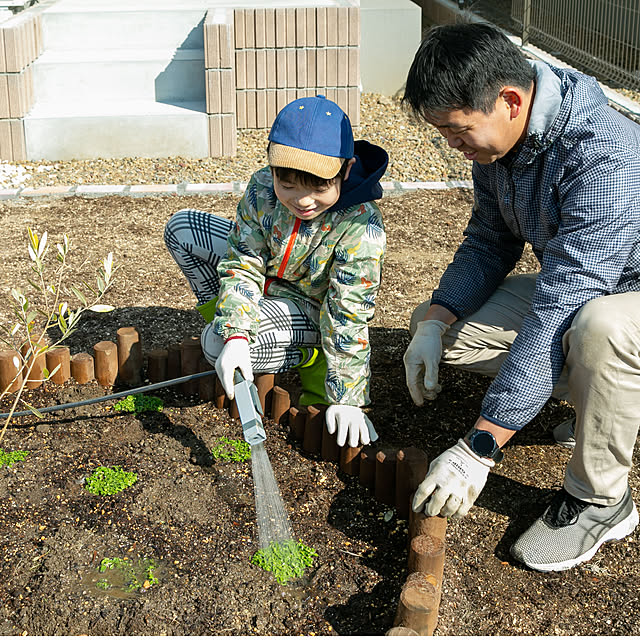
[472,431,496,456]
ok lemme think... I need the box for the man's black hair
[403,22,536,119]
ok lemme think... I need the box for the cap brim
[268,143,343,180]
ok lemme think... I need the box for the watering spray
[233,370,294,548]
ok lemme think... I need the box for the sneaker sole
[523,504,639,572]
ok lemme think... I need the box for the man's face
[426,94,525,165]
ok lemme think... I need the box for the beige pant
[410,274,640,505]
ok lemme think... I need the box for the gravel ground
[0,94,472,191]
[1,86,639,191]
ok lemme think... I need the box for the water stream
[251,442,293,548]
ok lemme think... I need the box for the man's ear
[343,157,356,181]
[501,87,524,119]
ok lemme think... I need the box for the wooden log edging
[0,327,447,634]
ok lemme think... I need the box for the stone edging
[0,180,474,200]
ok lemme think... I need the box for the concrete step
[24,99,208,160]
[33,47,205,103]
[41,4,207,51]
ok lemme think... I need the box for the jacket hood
[519,61,609,162]
[328,140,389,212]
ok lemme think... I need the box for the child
[165,94,388,448]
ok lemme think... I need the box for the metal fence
[511,0,640,89]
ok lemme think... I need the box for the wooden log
[199,357,215,401]
[271,385,290,424]
[395,447,429,519]
[408,534,445,588]
[359,445,377,490]
[302,404,325,454]
[289,405,306,440]
[393,572,439,635]
[255,373,275,415]
[321,422,340,462]
[385,627,419,636]
[375,448,398,507]
[94,340,118,387]
[408,494,448,542]
[181,336,202,396]
[214,375,227,410]
[340,444,361,475]
[116,326,143,386]
[45,346,70,384]
[71,352,94,384]
[229,397,240,419]
[0,349,23,392]
[147,348,168,383]
[167,342,182,380]
[21,342,47,389]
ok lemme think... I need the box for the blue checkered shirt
[432,62,640,430]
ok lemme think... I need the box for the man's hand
[403,319,450,405]
[325,405,379,448]
[215,337,253,400]
[412,439,494,518]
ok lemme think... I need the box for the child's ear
[343,158,356,181]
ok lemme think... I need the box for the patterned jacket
[213,142,388,407]
[432,61,640,430]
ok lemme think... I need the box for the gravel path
[0,93,474,190]
[2,88,639,191]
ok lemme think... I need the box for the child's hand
[325,405,379,448]
[215,336,253,400]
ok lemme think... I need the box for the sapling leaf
[89,304,115,313]
[70,285,88,306]
[23,402,44,419]
[47,363,61,378]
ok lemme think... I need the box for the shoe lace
[543,489,590,528]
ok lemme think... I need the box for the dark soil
[1,191,639,636]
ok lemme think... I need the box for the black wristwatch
[465,428,504,463]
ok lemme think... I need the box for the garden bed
[1,190,639,635]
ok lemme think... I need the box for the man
[402,22,640,572]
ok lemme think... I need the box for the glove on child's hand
[215,337,253,400]
[403,319,450,405]
[325,405,379,448]
[412,439,494,518]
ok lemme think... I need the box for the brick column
[204,8,237,157]
[0,8,43,161]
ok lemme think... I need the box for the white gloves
[215,337,253,400]
[412,439,494,518]
[403,319,450,405]
[325,405,379,448]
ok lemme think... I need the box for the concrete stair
[25,0,212,160]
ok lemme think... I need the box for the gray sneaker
[510,487,639,572]
[553,417,575,448]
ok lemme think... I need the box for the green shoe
[297,348,329,406]
[197,297,218,323]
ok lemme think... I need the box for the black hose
[0,370,217,419]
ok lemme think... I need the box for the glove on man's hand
[412,439,494,518]
[215,337,253,400]
[403,319,450,405]
[325,405,379,448]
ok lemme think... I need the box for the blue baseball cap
[268,95,354,179]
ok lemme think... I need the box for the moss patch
[251,539,317,585]
[85,465,138,496]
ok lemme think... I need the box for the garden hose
[0,370,216,420]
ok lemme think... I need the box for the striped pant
[164,208,321,372]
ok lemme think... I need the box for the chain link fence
[511,0,640,89]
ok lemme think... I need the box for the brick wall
[0,9,42,161]
[204,6,361,158]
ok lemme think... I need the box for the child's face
[272,160,354,221]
